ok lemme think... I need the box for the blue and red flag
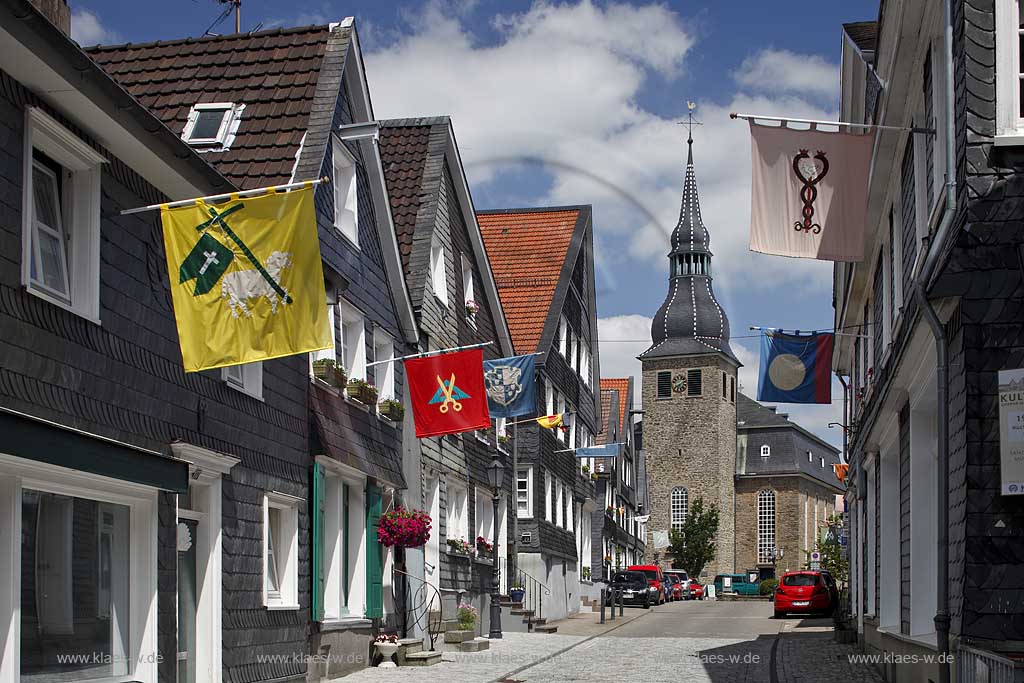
[406,348,491,438]
[757,330,834,404]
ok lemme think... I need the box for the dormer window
[182,103,244,147]
[760,445,771,458]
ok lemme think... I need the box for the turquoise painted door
[311,463,325,622]
[365,484,383,619]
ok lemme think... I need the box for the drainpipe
[912,0,956,680]
[838,375,850,462]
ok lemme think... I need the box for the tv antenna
[206,0,241,35]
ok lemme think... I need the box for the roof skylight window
[182,102,244,148]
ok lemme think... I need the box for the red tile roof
[596,389,616,445]
[87,26,331,190]
[477,208,580,354]
[600,378,631,433]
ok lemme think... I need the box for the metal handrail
[510,566,551,624]
[393,567,443,651]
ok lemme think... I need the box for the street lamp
[486,454,505,639]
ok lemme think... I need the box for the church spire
[640,105,738,364]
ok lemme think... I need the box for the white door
[425,477,441,610]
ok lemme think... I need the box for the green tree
[805,513,848,585]
[667,497,720,578]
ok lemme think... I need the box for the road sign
[810,551,821,571]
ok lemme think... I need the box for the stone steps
[458,638,490,652]
[534,624,558,634]
[443,629,476,644]
[403,650,443,667]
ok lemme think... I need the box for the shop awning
[0,407,190,492]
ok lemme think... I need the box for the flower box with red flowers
[377,507,432,548]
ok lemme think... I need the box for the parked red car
[774,571,836,618]
[663,572,686,601]
[688,582,705,600]
[627,564,667,605]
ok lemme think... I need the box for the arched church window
[757,489,776,564]
[671,486,688,531]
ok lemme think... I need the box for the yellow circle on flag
[768,353,806,391]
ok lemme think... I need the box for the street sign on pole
[810,550,821,571]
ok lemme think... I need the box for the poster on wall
[999,368,1024,495]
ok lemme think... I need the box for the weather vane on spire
[678,101,702,144]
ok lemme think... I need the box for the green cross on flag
[179,232,234,295]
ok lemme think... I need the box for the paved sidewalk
[775,620,885,683]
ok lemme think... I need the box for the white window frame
[671,486,688,531]
[462,253,475,319]
[544,470,552,522]
[475,487,494,544]
[332,139,359,246]
[339,300,366,382]
[446,482,469,543]
[516,467,533,519]
[995,0,1024,143]
[565,489,573,531]
[545,380,555,416]
[557,393,567,443]
[263,491,300,610]
[558,316,568,355]
[317,459,368,620]
[760,444,771,458]
[373,328,395,402]
[0,453,159,683]
[757,489,776,564]
[430,242,448,307]
[310,303,337,373]
[181,102,244,148]
[22,107,104,323]
[222,362,263,400]
[555,479,564,528]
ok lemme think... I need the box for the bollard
[609,589,616,620]
[618,588,624,616]
[600,588,606,624]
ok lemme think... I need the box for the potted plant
[377,507,431,548]
[509,583,525,603]
[346,378,378,405]
[582,566,592,581]
[312,358,346,387]
[373,634,400,668]
[465,300,481,317]
[457,601,478,631]
[475,535,493,554]
[591,472,599,481]
[581,464,590,475]
[605,505,615,517]
[497,434,511,450]
[378,398,404,422]
[446,538,472,555]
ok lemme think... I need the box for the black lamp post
[486,454,505,639]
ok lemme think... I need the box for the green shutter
[311,462,325,622]
[365,484,383,619]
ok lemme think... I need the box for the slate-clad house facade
[0,3,317,683]
[87,18,420,682]
[589,378,647,580]
[734,395,843,579]
[836,5,1024,681]
[478,207,600,622]
[378,117,516,631]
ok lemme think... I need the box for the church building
[640,133,844,580]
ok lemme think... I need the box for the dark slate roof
[596,389,619,446]
[843,21,878,54]
[641,138,737,364]
[736,393,843,490]
[311,383,406,488]
[378,120,437,276]
[86,25,334,190]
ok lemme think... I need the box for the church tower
[640,127,740,578]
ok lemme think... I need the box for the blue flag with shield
[483,355,537,418]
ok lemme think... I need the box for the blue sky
[70,1,879,448]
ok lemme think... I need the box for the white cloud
[597,315,652,405]
[70,8,121,46]
[734,49,839,99]
[366,2,835,293]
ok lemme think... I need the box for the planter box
[380,404,404,422]
[313,364,346,388]
[347,382,378,406]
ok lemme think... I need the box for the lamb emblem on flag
[221,250,293,318]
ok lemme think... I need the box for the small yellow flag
[536,414,564,429]
[161,185,332,372]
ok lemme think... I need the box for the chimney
[30,0,70,35]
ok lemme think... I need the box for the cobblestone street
[343,600,887,682]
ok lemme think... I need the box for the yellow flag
[536,413,563,429]
[161,185,332,372]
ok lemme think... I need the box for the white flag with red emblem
[748,121,874,262]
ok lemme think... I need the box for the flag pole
[729,112,935,135]
[120,176,331,215]
[366,340,495,368]
[749,325,869,340]
[553,442,624,454]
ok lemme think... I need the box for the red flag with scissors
[406,348,491,438]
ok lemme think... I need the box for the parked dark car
[627,564,667,605]
[774,571,836,618]
[606,570,658,608]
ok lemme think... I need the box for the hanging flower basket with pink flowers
[377,507,432,548]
